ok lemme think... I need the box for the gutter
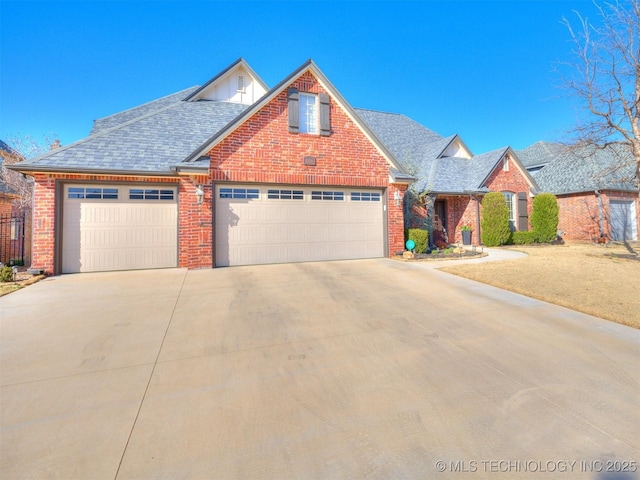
[5,164,180,178]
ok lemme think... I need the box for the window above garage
[129,189,174,200]
[288,88,331,136]
[68,187,118,199]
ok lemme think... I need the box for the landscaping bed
[0,267,46,297]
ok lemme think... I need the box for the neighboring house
[0,140,24,216]
[518,142,639,242]
[0,140,32,265]
[9,59,413,274]
[357,109,538,246]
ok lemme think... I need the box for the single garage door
[215,185,385,267]
[62,184,178,273]
[610,200,638,241]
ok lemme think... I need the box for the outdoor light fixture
[195,185,204,204]
[394,190,402,206]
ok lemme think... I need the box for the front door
[433,200,447,246]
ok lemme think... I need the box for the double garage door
[62,183,385,272]
[215,185,385,267]
[62,184,178,273]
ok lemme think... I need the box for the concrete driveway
[1,259,639,479]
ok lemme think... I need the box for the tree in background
[531,193,559,243]
[481,192,511,247]
[561,0,640,190]
[1,134,57,212]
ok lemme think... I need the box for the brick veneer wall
[557,190,640,241]
[208,70,405,258]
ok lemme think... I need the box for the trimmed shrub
[0,266,14,283]
[511,231,535,245]
[405,228,429,254]
[481,192,511,247]
[531,193,559,243]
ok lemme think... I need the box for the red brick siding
[31,175,56,273]
[388,184,407,255]
[435,195,481,244]
[0,198,12,216]
[209,73,390,188]
[558,190,640,241]
[178,176,211,269]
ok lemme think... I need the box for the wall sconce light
[195,185,204,205]
[394,190,402,206]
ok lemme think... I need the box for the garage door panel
[610,200,638,241]
[62,185,178,273]
[216,185,384,267]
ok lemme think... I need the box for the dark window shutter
[288,88,299,133]
[517,192,528,231]
[319,93,330,136]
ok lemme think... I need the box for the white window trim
[299,92,318,135]
[503,192,516,230]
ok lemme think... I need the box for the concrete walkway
[1,259,638,479]
[406,246,529,269]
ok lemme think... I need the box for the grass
[0,274,46,297]
[440,241,640,329]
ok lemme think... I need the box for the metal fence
[0,213,29,266]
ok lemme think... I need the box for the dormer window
[287,88,331,136]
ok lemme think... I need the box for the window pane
[86,187,101,199]
[103,188,118,199]
[68,187,84,199]
[247,189,259,199]
[299,93,318,134]
[145,189,159,200]
[160,190,174,200]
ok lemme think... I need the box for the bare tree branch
[560,0,640,189]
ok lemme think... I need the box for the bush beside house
[405,228,429,253]
[531,193,559,243]
[481,192,511,247]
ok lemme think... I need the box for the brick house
[357,110,538,246]
[9,59,413,274]
[0,140,32,265]
[518,142,639,242]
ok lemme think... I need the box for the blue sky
[1,0,601,156]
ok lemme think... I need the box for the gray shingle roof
[354,109,448,172]
[16,98,249,174]
[531,143,637,194]
[356,109,515,194]
[90,87,200,135]
[516,141,566,169]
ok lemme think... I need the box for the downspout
[595,190,604,237]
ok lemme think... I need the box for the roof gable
[183,58,268,104]
[185,59,410,179]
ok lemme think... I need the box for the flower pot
[462,230,472,245]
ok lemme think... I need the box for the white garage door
[62,185,178,273]
[610,200,638,241]
[215,185,385,267]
